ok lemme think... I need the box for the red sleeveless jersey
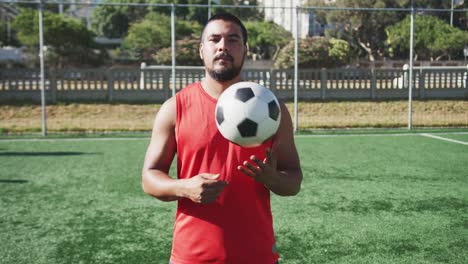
[171,82,279,264]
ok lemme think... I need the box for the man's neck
[201,75,241,99]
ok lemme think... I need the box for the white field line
[295,131,468,138]
[0,137,149,143]
[1,131,467,143]
[420,133,468,146]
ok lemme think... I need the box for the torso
[171,82,279,264]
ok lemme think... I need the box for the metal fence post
[403,64,409,89]
[320,68,327,100]
[163,69,171,99]
[293,2,300,132]
[419,68,425,99]
[407,1,415,130]
[107,69,113,102]
[49,68,57,104]
[171,4,176,97]
[371,68,376,99]
[140,62,146,90]
[270,69,276,93]
[38,0,47,136]
[465,65,468,99]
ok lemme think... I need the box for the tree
[123,12,202,60]
[386,14,468,60]
[12,8,105,67]
[409,0,466,28]
[274,37,351,69]
[149,0,207,24]
[91,0,216,39]
[153,37,203,65]
[306,0,467,61]
[307,0,407,61]
[0,20,9,46]
[91,0,149,39]
[244,21,291,60]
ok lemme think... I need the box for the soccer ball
[215,81,281,148]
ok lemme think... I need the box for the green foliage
[0,20,17,46]
[328,38,352,65]
[0,21,5,45]
[244,21,291,60]
[307,0,467,60]
[308,0,407,60]
[386,14,468,60]
[123,12,202,61]
[91,0,149,38]
[153,37,203,66]
[275,37,351,69]
[91,0,209,39]
[12,8,105,67]
[11,8,38,47]
[149,0,209,25]
[123,17,171,61]
[404,0,466,28]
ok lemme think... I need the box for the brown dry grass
[286,100,468,128]
[0,104,160,133]
[1,100,467,133]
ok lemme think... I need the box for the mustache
[214,53,234,62]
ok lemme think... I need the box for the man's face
[199,19,247,82]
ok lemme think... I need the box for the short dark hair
[201,13,248,45]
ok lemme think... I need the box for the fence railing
[1,65,467,104]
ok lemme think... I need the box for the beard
[208,66,242,82]
[205,53,244,82]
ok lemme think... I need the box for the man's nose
[217,38,229,52]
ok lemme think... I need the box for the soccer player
[142,12,302,264]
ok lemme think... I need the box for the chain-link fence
[0,1,467,134]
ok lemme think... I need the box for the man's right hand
[182,173,228,204]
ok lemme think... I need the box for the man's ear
[199,43,204,60]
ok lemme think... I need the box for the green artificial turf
[1,133,467,263]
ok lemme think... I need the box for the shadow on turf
[0,151,100,156]
[0,179,28,183]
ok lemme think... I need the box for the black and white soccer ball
[215,81,281,148]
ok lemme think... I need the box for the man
[142,13,302,264]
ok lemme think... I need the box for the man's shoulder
[159,96,176,116]
[177,81,201,95]
[175,81,202,103]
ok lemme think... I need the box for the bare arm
[142,97,227,203]
[141,97,179,201]
[238,103,302,196]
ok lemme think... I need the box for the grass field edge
[1,130,468,142]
